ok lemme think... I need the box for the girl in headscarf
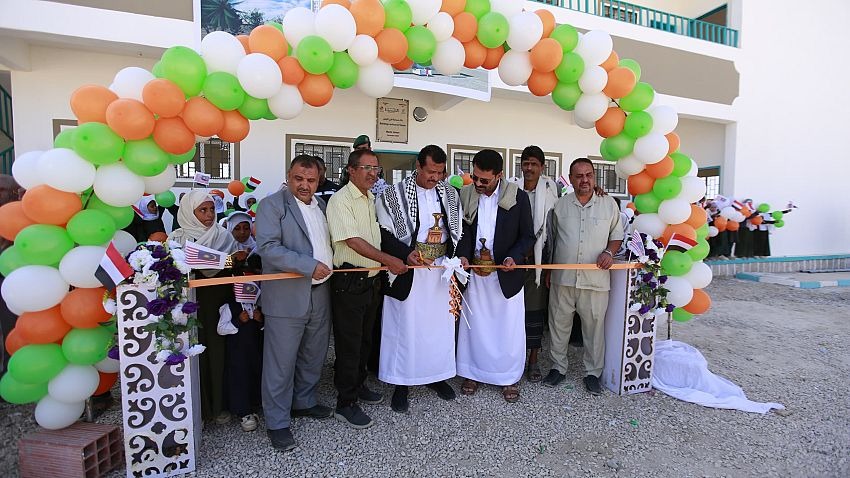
[226,211,256,254]
[125,196,173,242]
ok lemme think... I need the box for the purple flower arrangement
[629,233,672,317]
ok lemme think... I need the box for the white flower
[171,248,186,263]
[128,249,154,272]
[160,338,172,349]
[103,298,117,314]
[184,344,206,357]
[147,314,162,323]
[155,349,172,362]
[637,254,649,264]
[652,308,667,317]
[629,303,642,312]
[171,309,188,326]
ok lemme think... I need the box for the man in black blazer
[454,149,535,403]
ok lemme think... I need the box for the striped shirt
[326,181,382,276]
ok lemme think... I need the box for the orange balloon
[527,70,558,97]
[16,306,71,344]
[249,25,289,61]
[600,50,620,71]
[228,180,246,196]
[21,185,82,226]
[453,12,478,43]
[0,201,37,241]
[713,215,728,230]
[685,204,708,229]
[683,289,711,315]
[153,117,196,155]
[322,0,351,8]
[376,29,408,64]
[70,85,118,124]
[595,107,626,138]
[298,74,334,108]
[105,99,156,140]
[645,156,674,179]
[535,9,556,38]
[393,57,414,70]
[665,132,680,155]
[278,56,306,86]
[218,110,251,142]
[142,78,186,118]
[236,35,250,54]
[603,67,637,99]
[462,173,473,185]
[5,327,28,356]
[441,0,466,17]
[726,220,740,232]
[182,97,225,137]
[350,0,385,36]
[662,223,696,245]
[482,46,505,70]
[462,39,487,69]
[740,207,752,217]
[626,202,636,212]
[60,287,112,328]
[94,372,119,396]
[529,38,563,73]
[750,215,764,226]
[627,171,654,196]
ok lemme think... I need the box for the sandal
[502,384,520,403]
[527,363,543,383]
[461,379,479,396]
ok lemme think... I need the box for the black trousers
[330,271,381,406]
[225,302,263,417]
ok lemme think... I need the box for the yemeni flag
[731,200,745,211]
[666,233,698,253]
[245,176,261,192]
[96,242,134,290]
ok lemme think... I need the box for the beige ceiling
[42,0,194,21]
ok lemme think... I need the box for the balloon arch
[0,0,714,428]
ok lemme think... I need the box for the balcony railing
[535,0,739,47]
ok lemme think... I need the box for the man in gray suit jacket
[255,155,335,452]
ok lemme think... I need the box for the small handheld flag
[245,176,261,192]
[234,282,260,304]
[665,233,698,253]
[96,242,134,290]
[193,172,211,186]
[184,241,226,269]
[626,230,645,258]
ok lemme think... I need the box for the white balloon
[498,50,533,86]
[506,12,543,52]
[431,38,465,76]
[111,230,138,256]
[719,206,737,219]
[93,162,146,207]
[315,4,357,52]
[658,199,692,225]
[708,226,719,237]
[348,35,379,66]
[237,53,283,99]
[679,176,706,203]
[1,265,69,313]
[268,84,304,120]
[616,155,644,176]
[490,0,524,17]
[357,60,395,98]
[573,93,610,123]
[631,213,666,239]
[48,364,100,404]
[410,0,441,26]
[578,66,608,94]
[574,30,613,66]
[11,150,44,189]
[38,148,96,193]
[573,115,596,129]
[109,67,154,101]
[35,396,85,430]
[665,276,694,307]
[685,158,699,177]
[59,246,106,288]
[143,165,178,194]
[282,7,316,48]
[683,261,713,289]
[7,301,24,316]
[200,31,246,75]
[95,357,120,374]
[633,133,669,165]
[649,105,679,135]
[427,12,455,42]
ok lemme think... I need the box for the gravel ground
[2,277,849,477]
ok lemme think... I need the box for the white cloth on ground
[651,340,784,414]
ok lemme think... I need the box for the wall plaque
[376,98,409,144]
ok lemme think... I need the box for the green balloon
[384,0,413,32]
[550,24,579,52]
[552,82,582,111]
[327,52,359,89]
[602,133,635,160]
[238,95,271,120]
[170,147,197,165]
[250,203,258,214]
[634,192,661,214]
[66,209,117,245]
[619,58,641,81]
[687,239,710,261]
[696,222,709,239]
[554,52,585,84]
[757,203,770,213]
[623,111,654,139]
[53,128,76,149]
[62,327,114,365]
[86,194,134,229]
[242,176,257,192]
[152,61,164,78]
[155,190,176,208]
[669,152,692,177]
[297,35,334,75]
[0,245,31,277]
[464,0,490,20]
[652,176,682,200]
[661,250,693,276]
[0,372,49,404]
[262,109,278,120]
[619,82,654,112]
[72,122,125,166]
[476,12,509,49]
[672,308,693,323]
[774,219,785,228]
[771,211,784,220]
[599,140,617,162]
[15,224,74,265]
[224,208,235,217]
[265,21,283,32]
[124,138,170,177]
[8,344,68,384]
[159,46,207,96]
[406,26,438,63]
[449,175,464,189]
[202,72,246,111]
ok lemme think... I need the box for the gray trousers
[548,285,609,377]
[261,282,331,430]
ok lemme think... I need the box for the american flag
[626,230,645,258]
[184,241,226,269]
[234,282,260,304]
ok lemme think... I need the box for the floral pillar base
[116,285,200,478]
[602,267,657,395]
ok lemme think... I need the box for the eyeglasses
[471,174,496,186]
[353,165,383,173]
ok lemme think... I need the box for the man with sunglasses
[455,149,535,403]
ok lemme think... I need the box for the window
[698,167,720,199]
[291,139,352,182]
[589,158,628,197]
[509,149,562,180]
[600,1,638,24]
[453,152,475,174]
[176,138,238,184]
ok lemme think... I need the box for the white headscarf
[226,211,256,252]
[137,196,159,221]
[241,194,256,209]
[168,190,237,253]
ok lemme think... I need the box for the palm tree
[240,9,266,33]
[202,0,244,35]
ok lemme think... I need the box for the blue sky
[236,0,312,19]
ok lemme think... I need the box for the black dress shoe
[584,375,603,396]
[291,404,333,419]
[267,427,297,451]
[358,387,384,405]
[426,381,456,401]
[543,369,566,387]
[391,386,409,413]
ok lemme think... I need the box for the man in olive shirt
[545,158,623,395]
[326,149,408,429]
